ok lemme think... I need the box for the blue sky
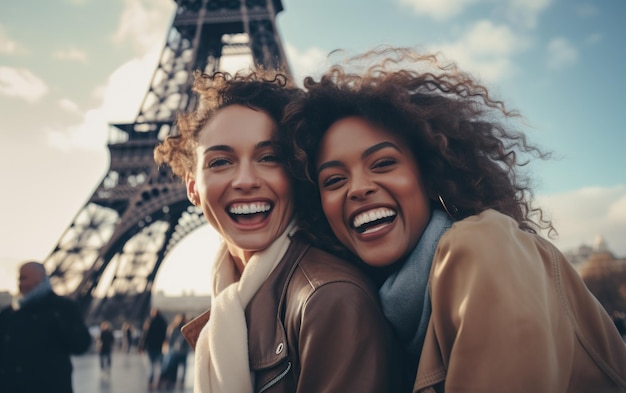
[1,0,625,295]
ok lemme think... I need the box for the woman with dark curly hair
[281,47,626,392]
[153,69,404,393]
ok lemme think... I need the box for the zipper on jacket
[258,361,292,393]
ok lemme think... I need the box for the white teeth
[229,202,271,215]
[353,208,396,228]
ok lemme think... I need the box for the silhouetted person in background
[122,321,135,353]
[98,320,115,376]
[139,308,167,389]
[158,313,190,389]
[0,261,91,393]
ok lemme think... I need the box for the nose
[231,162,261,191]
[348,172,377,201]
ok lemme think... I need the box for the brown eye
[372,158,396,169]
[259,153,279,163]
[320,175,344,189]
[208,158,230,168]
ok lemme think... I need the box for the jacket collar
[246,236,309,370]
[181,235,310,371]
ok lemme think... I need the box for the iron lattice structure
[43,0,291,327]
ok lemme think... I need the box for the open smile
[352,207,397,235]
[228,201,272,225]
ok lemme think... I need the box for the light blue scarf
[18,276,53,308]
[379,209,453,356]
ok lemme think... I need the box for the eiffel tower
[43,0,291,327]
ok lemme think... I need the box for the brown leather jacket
[182,235,408,393]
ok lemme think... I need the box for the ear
[186,174,199,206]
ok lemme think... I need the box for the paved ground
[72,351,194,393]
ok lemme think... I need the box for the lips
[352,207,397,234]
[228,201,272,224]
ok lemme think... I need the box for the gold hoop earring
[438,194,457,220]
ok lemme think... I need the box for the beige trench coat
[414,210,626,393]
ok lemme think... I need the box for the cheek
[274,172,293,200]
[320,192,344,226]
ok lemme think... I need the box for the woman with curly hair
[153,69,404,393]
[281,47,626,392]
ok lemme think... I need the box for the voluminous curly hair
[281,47,554,257]
[154,69,301,179]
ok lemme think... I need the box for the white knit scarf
[194,220,297,393]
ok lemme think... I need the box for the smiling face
[316,116,431,267]
[186,104,294,264]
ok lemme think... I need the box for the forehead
[320,116,407,156]
[198,104,276,145]
[19,264,41,277]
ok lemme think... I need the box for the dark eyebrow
[203,145,232,155]
[202,140,273,155]
[256,140,272,149]
[318,160,342,173]
[362,141,401,158]
[317,141,401,173]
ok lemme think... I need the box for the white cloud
[575,3,598,18]
[434,20,528,82]
[0,26,25,55]
[44,108,109,152]
[53,48,88,63]
[45,43,162,151]
[44,0,173,152]
[537,185,626,257]
[58,98,81,114]
[608,195,626,223]
[546,37,578,69]
[0,67,48,103]
[285,43,330,86]
[396,0,482,20]
[102,49,162,121]
[112,0,174,55]
[507,0,552,29]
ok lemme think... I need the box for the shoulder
[284,244,380,309]
[431,209,552,283]
[438,209,539,261]
[46,292,79,308]
[288,245,384,320]
[0,305,14,320]
[296,245,374,290]
[442,209,520,244]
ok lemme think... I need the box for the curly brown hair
[280,47,554,257]
[154,69,301,179]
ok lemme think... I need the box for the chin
[358,255,395,268]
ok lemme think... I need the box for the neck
[226,244,254,276]
[18,277,53,307]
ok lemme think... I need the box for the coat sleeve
[51,297,92,355]
[429,214,569,392]
[295,281,405,393]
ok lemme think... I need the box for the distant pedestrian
[139,308,167,388]
[158,313,190,389]
[98,321,115,375]
[0,261,91,393]
[122,321,135,352]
